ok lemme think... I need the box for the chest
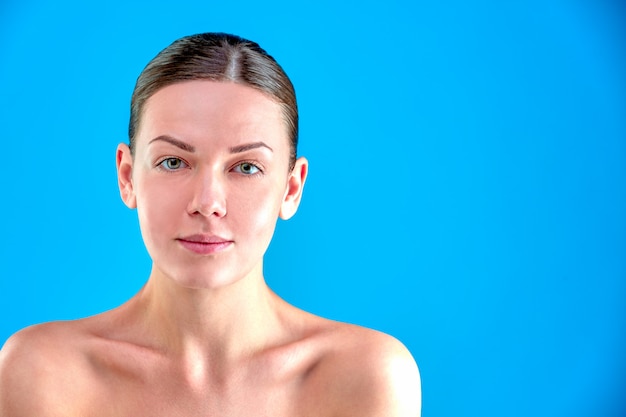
[98,382,298,417]
[85,356,326,417]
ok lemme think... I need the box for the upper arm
[357,337,421,416]
[374,340,421,416]
[0,325,87,417]
[0,328,49,416]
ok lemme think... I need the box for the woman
[0,32,421,416]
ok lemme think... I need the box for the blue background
[1,1,625,416]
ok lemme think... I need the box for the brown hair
[128,32,298,169]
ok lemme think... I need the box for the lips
[177,234,233,255]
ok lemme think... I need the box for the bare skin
[0,81,421,417]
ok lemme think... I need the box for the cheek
[232,182,284,234]
[135,179,185,237]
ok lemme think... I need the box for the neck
[130,262,284,365]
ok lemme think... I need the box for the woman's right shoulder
[1,321,82,362]
[0,322,93,416]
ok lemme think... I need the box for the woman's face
[117,81,306,289]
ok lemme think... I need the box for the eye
[233,162,261,175]
[158,157,188,171]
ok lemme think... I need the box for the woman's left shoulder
[333,322,421,387]
[316,322,422,416]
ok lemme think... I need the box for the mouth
[177,234,233,255]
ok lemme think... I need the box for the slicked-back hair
[129,33,298,169]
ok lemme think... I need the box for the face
[116,81,307,289]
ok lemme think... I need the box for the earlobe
[116,143,137,209]
[279,157,308,220]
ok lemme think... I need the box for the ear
[279,157,308,220]
[116,143,137,209]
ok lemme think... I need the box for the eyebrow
[229,142,273,154]
[148,135,195,153]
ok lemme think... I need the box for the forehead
[137,80,288,150]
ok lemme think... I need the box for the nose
[187,168,227,218]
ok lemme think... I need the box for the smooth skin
[0,81,421,417]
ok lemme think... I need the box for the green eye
[234,162,261,175]
[159,158,187,171]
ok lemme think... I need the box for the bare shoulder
[308,320,421,417]
[0,321,92,416]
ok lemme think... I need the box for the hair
[128,32,298,169]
